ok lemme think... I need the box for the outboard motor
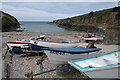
[86,41,97,48]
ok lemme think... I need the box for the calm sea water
[20,22,75,33]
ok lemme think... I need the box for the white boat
[82,34,104,41]
[7,40,81,50]
[43,47,101,65]
[37,41,81,48]
[6,41,44,54]
[27,35,46,41]
[6,34,82,54]
[22,34,81,48]
[6,35,46,54]
[7,35,46,49]
[7,41,31,49]
[68,50,120,78]
[82,37,104,41]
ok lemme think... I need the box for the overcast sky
[1,2,118,21]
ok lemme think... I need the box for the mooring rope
[25,67,74,78]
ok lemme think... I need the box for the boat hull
[7,40,81,54]
[68,50,120,78]
[7,42,43,54]
[84,67,119,78]
[37,41,80,48]
[82,37,104,41]
[45,50,98,65]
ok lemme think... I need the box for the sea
[19,21,76,33]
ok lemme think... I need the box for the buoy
[17,38,19,40]
[74,36,78,38]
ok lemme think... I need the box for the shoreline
[1,32,119,78]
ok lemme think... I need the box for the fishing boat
[68,50,120,78]
[26,35,81,48]
[6,40,82,54]
[7,33,81,49]
[82,34,104,41]
[43,47,101,65]
[6,35,47,54]
[36,41,81,48]
[7,34,46,48]
[6,41,43,54]
[6,35,81,54]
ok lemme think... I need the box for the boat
[6,41,43,54]
[6,35,81,54]
[43,47,101,65]
[25,35,81,48]
[6,35,47,54]
[68,50,120,78]
[28,35,81,48]
[16,28,25,32]
[36,41,81,48]
[26,35,46,41]
[10,34,80,49]
[7,40,82,54]
[82,34,104,42]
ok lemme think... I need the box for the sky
[1,1,119,21]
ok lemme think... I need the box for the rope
[56,67,74,70]
[32,67,74,77]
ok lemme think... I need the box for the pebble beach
[1,32,119,79]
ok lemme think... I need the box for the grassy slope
[1,11,20,32]
[53,7,120,31]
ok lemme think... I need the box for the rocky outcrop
[1,11,20,32]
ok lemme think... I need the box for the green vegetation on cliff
[53,7,120,33]
[1,11,20,32]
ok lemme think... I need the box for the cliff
[1,11,20,32]
[53,7,120,33]
[52,7,120,44]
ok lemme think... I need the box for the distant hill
[1,11,20,32]
[51,7,120,44]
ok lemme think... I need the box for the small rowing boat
[68,50,120,78]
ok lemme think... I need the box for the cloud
[2,4,76,21]
[1,0,120,2]
[3,2,117,14]
[1,2,118,21]
[0,3,2,10]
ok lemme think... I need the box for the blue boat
[42,47,101,65]
[7,41,44,54]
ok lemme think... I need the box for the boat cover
[41,47,101,54]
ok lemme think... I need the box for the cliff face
[52,7,120,44]
[1,11,20,32]
[53,7,120,33]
